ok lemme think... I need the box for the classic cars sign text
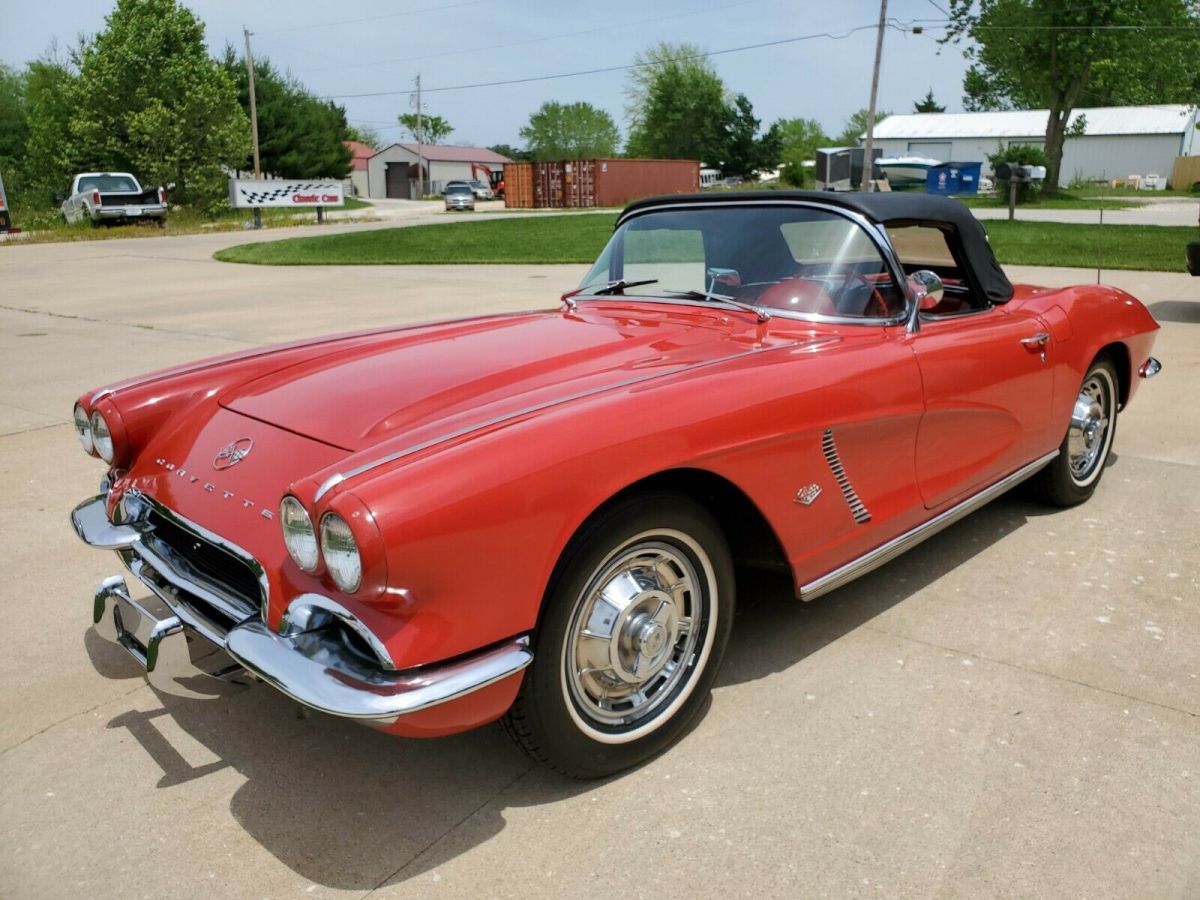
[228,179,345,208]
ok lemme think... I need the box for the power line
[324,24,882,100]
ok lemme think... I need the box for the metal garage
[869,105,1199,188]
[365,144,510,199]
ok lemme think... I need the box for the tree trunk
[1043,108,1069,197]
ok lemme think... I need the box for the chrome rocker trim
[799,450,1059,601]
[73,494,534,724]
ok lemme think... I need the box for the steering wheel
[794,265,890,317]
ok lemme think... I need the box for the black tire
[1029,356,1119,507]
[502,493,734,778]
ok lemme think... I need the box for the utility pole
[415,74,425,199]
[860,0,888,191]
[244,27,263,228]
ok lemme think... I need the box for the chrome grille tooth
[822,428,872,525]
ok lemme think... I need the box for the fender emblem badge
[213,437,254,470]
[795,483,822,506]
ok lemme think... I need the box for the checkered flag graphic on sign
[237,183,337,204]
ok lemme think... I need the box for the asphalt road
[1,229,1198,899]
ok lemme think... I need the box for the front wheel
[1030,356,1119,507]
[502,494,734,778]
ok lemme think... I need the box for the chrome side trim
[821,429,871,524]
[225,627,532,723]
[314,338,819,501]
[799,450,1058,601]
[1139,357,1162,378]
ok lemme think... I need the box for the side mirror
[911,269,944,310]
[54,192,66,203]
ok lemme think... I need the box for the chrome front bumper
[73,494,532,724]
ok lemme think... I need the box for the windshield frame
[578,199,912,328]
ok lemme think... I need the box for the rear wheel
[502,493,734,778]
[1030,357,1119,507]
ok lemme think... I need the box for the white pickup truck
[60,172,168,226]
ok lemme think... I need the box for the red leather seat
[754,277,838,315]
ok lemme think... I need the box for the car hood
[220,306,795,452]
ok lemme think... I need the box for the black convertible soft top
[619,190,1015,305]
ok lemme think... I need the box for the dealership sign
[229,179,345,208]
[0,170,12,232]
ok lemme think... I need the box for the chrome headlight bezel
[319,512,362,593]
[90,409,114,463]
[280,496,320,572]
[73,403,94,455]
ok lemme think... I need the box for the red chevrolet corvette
[72,192,1160,777]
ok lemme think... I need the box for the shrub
[988,143,1049,203]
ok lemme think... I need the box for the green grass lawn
[4,197,373,244]
[214,213,618,265]
[214,212,1194,273]
[983,220,1194,271]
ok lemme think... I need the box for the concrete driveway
[973,196,1200,227]
[1,232,1198,899]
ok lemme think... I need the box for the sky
[0,0,972,150]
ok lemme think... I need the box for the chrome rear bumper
[74,494,532,724]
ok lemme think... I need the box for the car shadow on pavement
[85,490,1043,891]
[1146,300,1200,324]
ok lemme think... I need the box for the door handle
[1020,332,1050,349]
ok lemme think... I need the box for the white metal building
[365,144,510,199]
[869,105,1199,187]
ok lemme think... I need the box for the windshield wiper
[661,288,771,322]
[584,278,660,296]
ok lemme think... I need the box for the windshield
[581,205,907,320]
[77,174,139,193]
[469,180,487,188]
[445,183,472,194]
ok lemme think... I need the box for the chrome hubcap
[1068,372,1113,483]
[565,540,704,729]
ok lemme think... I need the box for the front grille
[144,509,263,618]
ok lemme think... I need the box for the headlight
[320,513,362,593]
[73,403,94,455]
[280,496,319,571]
[90,410,114,463]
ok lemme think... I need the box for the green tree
[21,56,81,203]
[69,0,248,209]
[988,142,1049,202]
[624,43,729,163]
[0,65,29,174]
[913,89,946,113]
[774,117,831,186]
[397,112,453,144]
[946,0,1200,193]
[488,143,529,161]
[346,124,384,149]
[223,49,351,179]
[719,94,781,179]
[836,107,890,146]
[518,101,620,160]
